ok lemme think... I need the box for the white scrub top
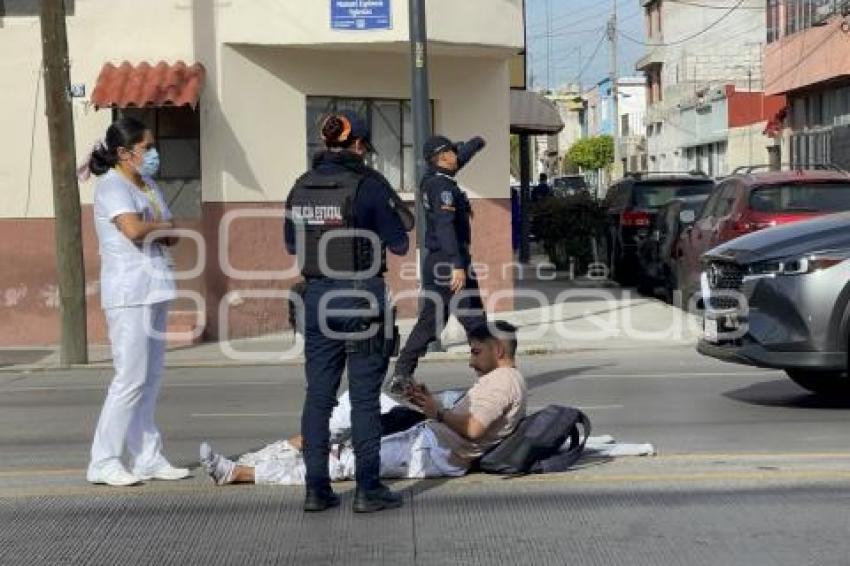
[93,169,176,310]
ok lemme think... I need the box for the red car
[673,169,850,300]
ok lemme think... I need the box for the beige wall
[0,0,519,219]
[206,45,510,203]
[727,123,773,174]
[218,0,523,50]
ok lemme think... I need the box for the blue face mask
[138,148,160,177]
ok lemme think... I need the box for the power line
[618,0,747,47]
[527,2,611,32]
[666,0,764,9]
[528,26,605,40]
[529,5,641,41]
[529,0,636,36]
[575,33,607,84]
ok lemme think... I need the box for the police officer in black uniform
[284,111,413,513]
[388,134,488,393]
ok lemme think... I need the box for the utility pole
[747,67,753,167]
[409,0,431,278]
[519,135,531,264]
[40,0,88,366]
[409,0,445,350]
[608,0,620,180]
[576,46,583,92]
[546,0,551,92]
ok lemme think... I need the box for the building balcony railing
[769,0,850,43]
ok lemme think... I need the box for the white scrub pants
[252,423,467,485]
[241,392,468,485]
[89,301,170,476]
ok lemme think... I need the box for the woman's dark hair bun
[88,117,148,177]
[321,115,346,144]
[88,142,118,176]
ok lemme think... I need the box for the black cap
[423,135,459,161]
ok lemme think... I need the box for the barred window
[306,97,434,193]
[115,106,202,218]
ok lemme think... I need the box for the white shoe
[87,466,143,487]
[136,464,192,481]
[200,442,236,486]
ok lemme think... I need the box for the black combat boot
[353,484,404,513]
[303,487,340,512]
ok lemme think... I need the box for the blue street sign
[331,0,392,30]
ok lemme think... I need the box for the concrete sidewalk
[0,276,703,372]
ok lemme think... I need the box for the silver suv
[697,211,850,394]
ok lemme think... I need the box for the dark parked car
[553,175,588,196]
[674,169,850,299]
[697,211,850,395]
[636,195,709,300]
[602,172,715,284]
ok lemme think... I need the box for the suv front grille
[705,261,745,310]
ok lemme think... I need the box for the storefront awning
[510,90,564,136]
[91,61,206,110]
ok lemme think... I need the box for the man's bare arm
[439,409,487,441]
[407,385,487,441]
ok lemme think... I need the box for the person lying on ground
[200,321,527,485]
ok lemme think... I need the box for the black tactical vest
[286,169,385,279]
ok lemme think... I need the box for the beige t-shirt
[428,366,527,467]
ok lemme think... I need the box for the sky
[525,0,647,92]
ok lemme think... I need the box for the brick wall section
[0,198,513,346]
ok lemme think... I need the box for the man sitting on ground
[200,321,527,485]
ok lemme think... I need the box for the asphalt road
[2,346,850,564]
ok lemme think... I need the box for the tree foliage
[566,135,614,171]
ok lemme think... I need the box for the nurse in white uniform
[86,117,190,486]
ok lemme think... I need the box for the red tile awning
[91,61,206,110]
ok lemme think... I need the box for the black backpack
[479,405,591,475]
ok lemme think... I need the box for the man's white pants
[252,423,466,485]
[89,302,169,476]
[244,392,467,485]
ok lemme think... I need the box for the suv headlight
[748,251,850,276]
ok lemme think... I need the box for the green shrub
[532,193,605,271]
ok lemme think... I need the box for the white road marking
[0,370,782,393]
[190,412,296,418]
[0,380,287,392]
[566,371,779,380]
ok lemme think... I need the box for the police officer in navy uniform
[388,135,488,393]
[284,111,413,513]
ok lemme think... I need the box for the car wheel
[662,270,677,305]
[636,272,655,297]
[608,237,634,287]
[606,235,619,282]
[786,369,850,396]
[617,257,636,287]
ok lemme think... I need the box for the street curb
[0,342,699,373]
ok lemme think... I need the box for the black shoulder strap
[531,409,591,474]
